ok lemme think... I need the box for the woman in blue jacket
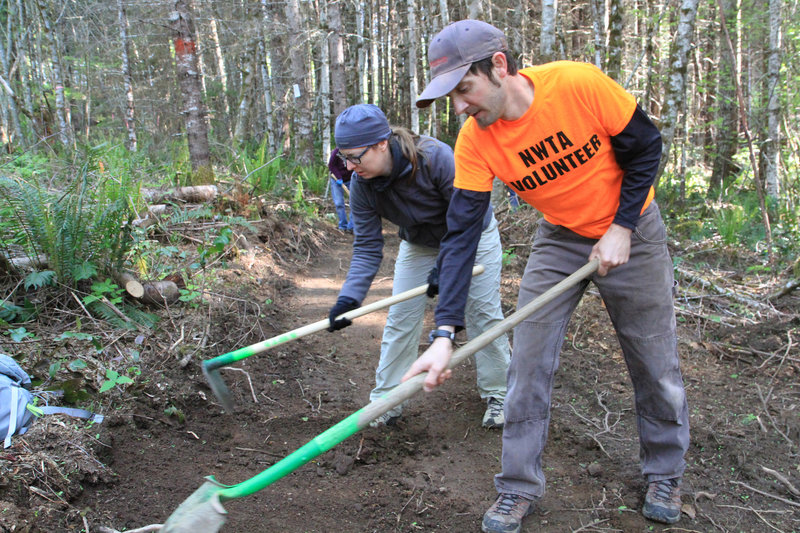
[327,104,510,428]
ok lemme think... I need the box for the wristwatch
[428,328,455,343]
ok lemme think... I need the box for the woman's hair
[390,126,423,178]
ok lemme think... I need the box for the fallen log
[111,271,180,306]
[768,279,800,301]
[140,280,180,306]
[112,271,145,298]
[141,185,218,204]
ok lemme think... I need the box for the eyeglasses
[337,145,372,165]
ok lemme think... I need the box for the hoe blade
[202,363,235,413]
[162,478,228,533]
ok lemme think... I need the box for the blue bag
[1,353,104,449]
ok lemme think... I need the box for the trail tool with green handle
[202,264,486,412]
[165,260,598,533]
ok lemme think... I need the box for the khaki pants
[370,217,511,415]
[496,202,689,500]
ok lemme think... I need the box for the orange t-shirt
[454,61,654,239]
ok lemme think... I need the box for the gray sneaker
[482,493,534,533]
[482,397,505,429]
[642,478,682,524]
[369,412,401,428]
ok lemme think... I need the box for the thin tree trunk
[764,0,781,198]
[541,0,557,62]
[407,0,419,132]
[590,0,605,68]
[328,0,347,118]
[606,0,624,81]
[233,40,257,145]
[356,1,367,103]
[168,0,213,182]
[319,1,332,157]
[259,0,276,153]
[118,0,137,152]
[716,0,772,260]
[370,7,379,105]
[15,0,33,122]
[656,0,699,183]
[209,17,231,141]
[709,0,739,198]
[284,0,314,165]
[36,0,71,148]
[0,39,23,149]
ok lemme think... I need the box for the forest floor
[1,202,799,533]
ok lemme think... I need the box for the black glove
[328,296,359,331]
[426,266,439,298]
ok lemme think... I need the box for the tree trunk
[590,0,605,68]
[259,0,277,153]
[328,1,347,118]
[0,36,24,150]
[656,0,700,183]
[36,0,71,148]
[318,1,332,157]
[118,0,137,152]
[541,0,557,62]
[209,17,231,141]
[708,0,739,198]
[763,0,781,198]
[370,6,379,105]
[407,0,419,132]
[284,0,314,166]
[606,0,624,81]
[168,0,214,183]
[233,40,258,145]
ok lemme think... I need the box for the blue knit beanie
[334,104,392,149]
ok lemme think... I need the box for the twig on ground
[755,384,793,445]
[355,434,364,461]
[729,480,800,508]
[223,367,258,404]
[761,465,800,497]
[571,518,615,532]
[715,504,790,533]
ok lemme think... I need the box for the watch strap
[428,328,455,343]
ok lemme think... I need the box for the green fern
[0,146,138,288]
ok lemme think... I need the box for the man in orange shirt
[404,20,689,533]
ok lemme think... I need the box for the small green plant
[99,368,135,393]
[502,248,517,266]
[6,327,35,342]
[179,281,202,307]
[82,278,125,307]
[164,405,185,423]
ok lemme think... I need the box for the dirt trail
[62,221,800,533]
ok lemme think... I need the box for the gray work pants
[371,217,511,414]
[496,202,689,499]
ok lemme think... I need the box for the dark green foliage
[0,146,138,288]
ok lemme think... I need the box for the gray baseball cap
[416,20,508,109]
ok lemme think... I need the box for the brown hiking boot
[642,478,682,524]
[481,493,535,533]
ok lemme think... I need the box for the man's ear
[491,52,509,78]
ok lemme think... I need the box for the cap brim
[415,64,471,108]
